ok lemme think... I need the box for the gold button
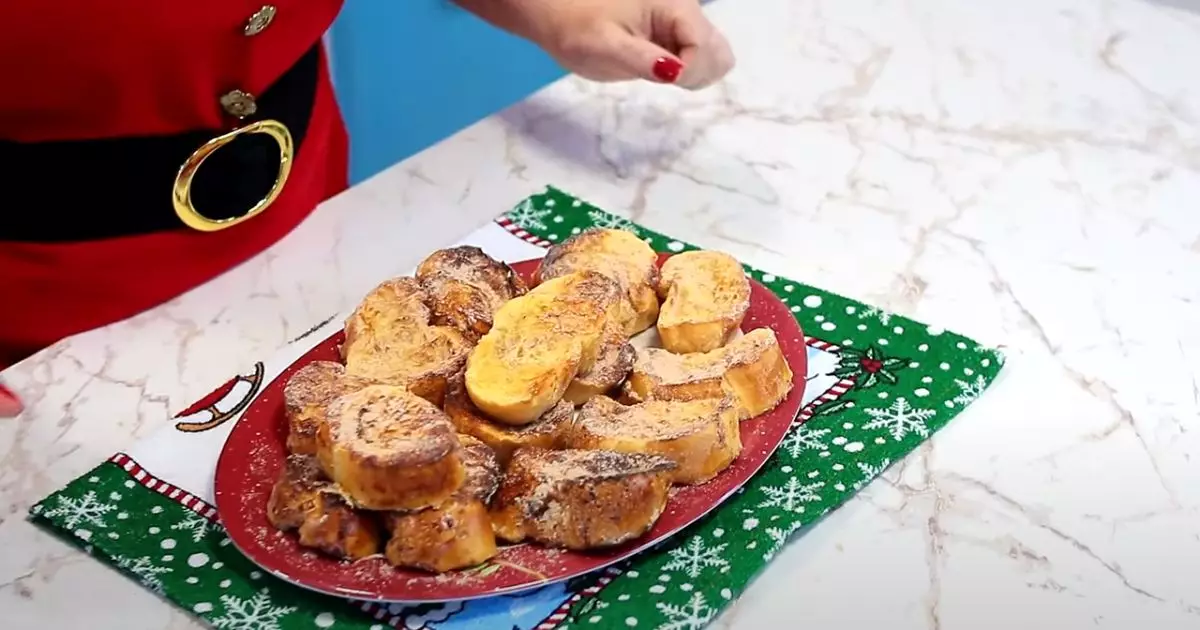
[244,5,277,37]
[220,90,257,118]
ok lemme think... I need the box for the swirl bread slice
[267,455,383,560]
[626,327,794,420]
[283,361,372,456]
[465,271,625,425]
[489,447,676,550]
[444,378,574,466]
[316,384,464,511]
[657,251,750,353]
[416,246,528,342]
[383,435,500,572]
[561,396,742,485]
[342,277,471,407]
[537,228,660,335]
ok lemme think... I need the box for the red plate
[215,254,808,602]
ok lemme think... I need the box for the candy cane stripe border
[496,216,553,248]
[106,453,416,628]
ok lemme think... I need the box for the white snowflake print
[211,590,297,630]
[114,555,173,594]
[655,591,715,630]
[762,521,804,561]
[863,397,936,441]
[662,535,729,578]
[171,510,212,543]
[586,209,641,235]
[507,198,553,231]
[780,425,831,458]
[42,490,116,530]
[857,306,892,326]
[852,458,892,492]
[952,375,988,406]
[757,478,825,513]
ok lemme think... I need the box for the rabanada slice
[561,396,742,485]
[464,271,624,425]
[266,455,382,561]
[626,327,794,420]
[416,246,527,342]
[283,361,373,456]
[444,377,573,466]
[383,435,500,573]
[656,251,750,353]
[489,447,676,550]
[537,228,661,335]
[316,384,465,511]
[342,277,471,407]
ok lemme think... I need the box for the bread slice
[656,251,750,353]
[444,378,573,466]
[266,455,383,560]
[316,384,464,511]
[490,447,676,550]
[416,246,527,342]
[562,396,742,485]
[626,327,794,420]
[538,228,660,335]
[342,277,471,407]
[562,332,635,405]
[383,435,500,572]
[283,361,371,456]
[465,271,624,425]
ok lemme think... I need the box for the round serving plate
[214,253,808,603]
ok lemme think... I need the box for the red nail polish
[652,57,684,83]
[0,383,23,416]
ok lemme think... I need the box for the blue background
[327,1,566,184]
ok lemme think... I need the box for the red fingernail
[0,383,23,416]
[652,57,684,83]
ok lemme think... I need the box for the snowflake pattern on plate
[31,185,1004,630]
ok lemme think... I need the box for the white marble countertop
[3,0,1199,627]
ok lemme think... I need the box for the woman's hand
[0,381,22,418]
[457,0,734,89]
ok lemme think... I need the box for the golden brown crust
[627,328,794,420]
[383,500,497,572]
[562,396,742,485]
[455,434,501,504]
[464,272,624,425]
[315,385,465,511]
[444,379,572,466]
[342,277,471,407]
[538,228,660,335]
[489,448,676,550]
[381,435,500,572]
[266,455,383,560]
[656,251,750,353]
[562,331,634,406]
[416,246,527,342]
[283,361,372,456]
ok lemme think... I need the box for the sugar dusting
[222,251,807,600]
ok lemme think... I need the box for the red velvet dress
[0,1,348,367]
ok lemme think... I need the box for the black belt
[0,43,320,243]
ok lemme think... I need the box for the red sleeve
[0,0,343,142]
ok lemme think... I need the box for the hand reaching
[461,0,735,89]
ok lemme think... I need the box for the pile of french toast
[266,229,796,574]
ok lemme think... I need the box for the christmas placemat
[29,186,1004,630]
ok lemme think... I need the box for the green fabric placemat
[29,186,1003,630]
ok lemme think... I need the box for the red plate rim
[214,253,809,603]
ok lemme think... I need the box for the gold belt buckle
[172,119,294,232]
